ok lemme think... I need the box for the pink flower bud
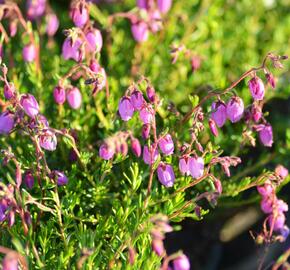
[86,29,103,53]
[142,124,151,139]
[143,145,158,165]
[258,124,273,147]
[260,197,273,214]
[251,105,262,123]
[131,90,144,110]
[275,165,288,180]
[53,86,66,105]
[67,87,82,109]
[131,138,142,157]
[9,21,17,37]
[268,213,286,231]
[2,253,18,270]
[7,210,15,227]
[157,0,172,14]
[137,0,148,9]
[173,254,190,270]
[4,83,15,100]
[152,239,164,256]
[140,105,154,124]
[54,171,68,186]
[99,143,115,160]
[39,130,57,151]
[248,77,265,100]
[179,157,189,176]
[211,101,227,128]
[158,134,174,155]
[214,179,222,194]
[257,181,274,197]
[20,94,39,118]
[191,56,201,73]
[118,97,134,121]
[226,96,244,123]
[277,199,288,212]
[131,21,149,43]
[26,0,46,20]
[209,118,218,137]
[266,73,276,89]
[24,170,34,189]
[62,38,82,62]
[146,86,156,102]
[157,163,175,187]
[22,44,36,62]
[46,13,59,37]
[70,5,89,28]
[0,111,14,134]
[188,156,204,179]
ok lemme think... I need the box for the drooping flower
[211,101,227,127]
[53,171,68,186]
[173,254,190,270]
[67,87,82,109]
[275,165,288,180]
[146,86,156,103]
[140,105,154,124]
[24,170,34,189]
[157,163,175,187]
[20,94,39,118]
[62,38,82,62]
[53,86,66,105]
[257,181,274,197]
[22,44,36,62]
[209,118,218,137]
[226,96,244,123]
[142,124,151,139]
[158,134,174,155]
[70,5,89,28]
[0,111,14,134]
[268,213,286,231]
[152,239,164,256]
[258,124,273,147]
[131,21,149,43]
[143,145,158,165]
[131,138,142,157]
[157,0,172,14]
[188,156,204,179]
[26,0,46,20]
[137,0,148,9]
[118,97,134,121]
[46,13,59,37]
[251,104,262,123]
[131,90,144,110]
[179,157,189,176]
[89,61,107,91]
[4,83,15,100]
[248,77,265,100]
[86,29,103,53]
[39,130,57,151]
[99,143,114,160]
[149,10,162,33]
[260,197,273,214]
[266,73,276,89]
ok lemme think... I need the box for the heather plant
[0,0,289,269]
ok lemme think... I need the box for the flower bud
[46,13,59,37]
[260,197,273,214]
[146,86,156,103]
[131,21,149,43]
[62,38,82,62]
[4,83,15,100]
[26,0,46,20]
[67,87,82,109]
[157,163,175,187]
[99,143,114,160]
[173,254,190,270]
[214,179,222,194]
[208,118,218,137]
[22,44,36,62]
[266,73,276,89]
[53,86,66,105]
[2,253,18,270]
[140,105,154,124]
[257,181,274,197]
[258,124,273,147]
[7,210,15,227]
[24,170,34,189]
[158,134,174,155]
[131,138,142,157]
[143,145,158,165]
[9,21,18,37]
[39,130,57,151]
[152,239,164,256]
[142,124,151,139]
[53,171,68,186]
[275,165,288,180]
[20,94,39,118]
[86,29,103,53]
[279,226,290,240]
[248,77,265,100]
[70,5,89,28]
[137,0,148,9]
[191,56,201,73]
[226,96,244,123]
[179,157,189,176]
[157,0,172,14]
[118,97,134,121]
[268,213,286,231]
[24,211,32,226]
[0,111,14,134]
[131,90,144,110]
[188,156,204,179]
[211,101,227,128]
[251,104,262,123]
